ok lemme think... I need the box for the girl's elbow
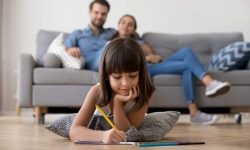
[69,127,78,142]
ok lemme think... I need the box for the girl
[113,14,231,125]
[69,37,155,143]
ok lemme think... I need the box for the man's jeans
[148,48,207,103]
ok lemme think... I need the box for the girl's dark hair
[98,37,155,110]
[111,14,139,40]
[89,0,110,12]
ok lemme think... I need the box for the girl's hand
[102,128,127,144]
[114,85,139,102]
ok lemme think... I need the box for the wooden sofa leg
[35,107,42,124]
[15,101,21,116]
[34,107,48,124]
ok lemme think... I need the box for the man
[65,0,116,71]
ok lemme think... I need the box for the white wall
[1,0,250,112]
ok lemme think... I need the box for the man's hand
[146,54,162,64]
[67,47,81,58]
[113,85,139,102]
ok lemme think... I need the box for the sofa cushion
[208,70,250,85]
[153,70,250,86]
[36,30,69,66]
[47,33,85,69]
[42,53,62,68]
[142,32,244,66]
[207,42,250,71]
[33,68,98,84]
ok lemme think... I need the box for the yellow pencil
[95,104,116,129]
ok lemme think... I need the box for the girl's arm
[69,84,126,143]
[113,99,150,131]
[113,100,131,131]
[69,84,102,142]
[127,99,151,128]
[113,86,152,131]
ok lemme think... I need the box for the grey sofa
[18,30,250,124]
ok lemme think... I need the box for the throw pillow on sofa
[207,41,250,71]
[46,33,85,69]
[42,53,62,68]
[46,111,180,141]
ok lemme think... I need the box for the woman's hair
[98,37,155,110]
[111,14,139,40]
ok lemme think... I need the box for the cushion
[46,111,180,141]
[207,42,250,71]
[47,33,85,69]
[126,111,180,142]
[36,30,64,67]
[46,114,76,138]
[42,53,62,68]
[46,114,114,138]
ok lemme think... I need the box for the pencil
[95,104,116,129]
[138,141,205,147]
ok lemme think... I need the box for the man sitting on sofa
[64,0,115,71]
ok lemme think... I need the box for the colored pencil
[138,141,205,147]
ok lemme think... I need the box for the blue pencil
[139,141,205,147]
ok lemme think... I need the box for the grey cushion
[207,42,250,71]
[42,53,62,68]
[46,114,76,138]
[142,32,244,65]
[33,68,98,84]
[36,30,69,66]
[153,71,250,86]
[45,114,112,138]
[126,111,180,142]
[46,111,180,141]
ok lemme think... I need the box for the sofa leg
[35,107,42,124]
[15,101,21,116]
[34,107,48,124]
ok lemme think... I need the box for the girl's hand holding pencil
[102,128,127,144]
[96,105,127,144]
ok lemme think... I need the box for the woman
[112,14,231,125]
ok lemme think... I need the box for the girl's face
[109,71,139,96]
[118,16,136,38]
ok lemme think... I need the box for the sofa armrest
[18,53,36,107]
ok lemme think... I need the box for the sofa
[18,30,250,124]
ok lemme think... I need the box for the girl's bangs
[105,46,141,74]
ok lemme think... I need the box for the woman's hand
[102,128,127,144]
[114,85,139,102]
[146,54,162,64]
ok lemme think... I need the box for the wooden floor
[0,113,250,150]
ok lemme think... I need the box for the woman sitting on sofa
[112,14,231,125]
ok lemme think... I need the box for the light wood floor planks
[0,113,250,150]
